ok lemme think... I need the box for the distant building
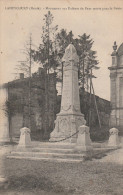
[109,42,123,135]
[1,68,57,140]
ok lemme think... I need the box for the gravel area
[0,144,123,195]
[0,157,122,194]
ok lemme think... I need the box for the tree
[73,34,99,127]
[14,35,34,129]
[3,94,24,141]
[32,11,59,139]
[55,31,99,94]
[32,11,58,71]
[55,29,74,57]
[74,33,99,90]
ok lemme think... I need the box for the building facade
[2,68,57,140]
[109,42,123,135]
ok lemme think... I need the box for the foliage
[32,12,99,90]
[74,34,99,89]
[90,126,109,141]
[32,11,59,73]
[55,29,74,58]
[3,94,24,118]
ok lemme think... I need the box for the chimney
[20,73,24,79]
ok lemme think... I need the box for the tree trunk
[44,68,49,140]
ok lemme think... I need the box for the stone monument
[50,44,86,143]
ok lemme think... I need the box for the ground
[0,146,123,195]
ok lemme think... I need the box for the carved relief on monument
[59,117,69,134]
[50,115,71,139]
[64,61,70,68]
[78,125,90,135]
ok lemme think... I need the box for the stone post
[17,127,31,150]
[75,125,92,151]
[0,85,10,143]
[108,128,119,147]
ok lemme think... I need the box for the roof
[117,43,123,56]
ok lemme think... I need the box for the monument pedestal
[50,44,86,143]
[50,113,85,143]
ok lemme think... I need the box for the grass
[0,157,123,195]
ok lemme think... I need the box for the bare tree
[14,34,34,129]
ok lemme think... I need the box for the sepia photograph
[0,0,123,194]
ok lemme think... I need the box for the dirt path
[95,147,123,164]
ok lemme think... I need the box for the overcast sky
[0,0,123,100]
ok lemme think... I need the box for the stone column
[109,42,123,134]
[0,85,10,143]
[50,44,86,143]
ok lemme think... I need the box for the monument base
[75,145,93,152]
[0,138,10,143]
[50,112,86,143]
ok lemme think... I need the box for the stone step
[9,151,85,160]
[6,155,83,163]
[37,142,76,149]
[32,147,77,154]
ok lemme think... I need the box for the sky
[0,0,123,100]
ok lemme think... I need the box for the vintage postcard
[0,0,123,194]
